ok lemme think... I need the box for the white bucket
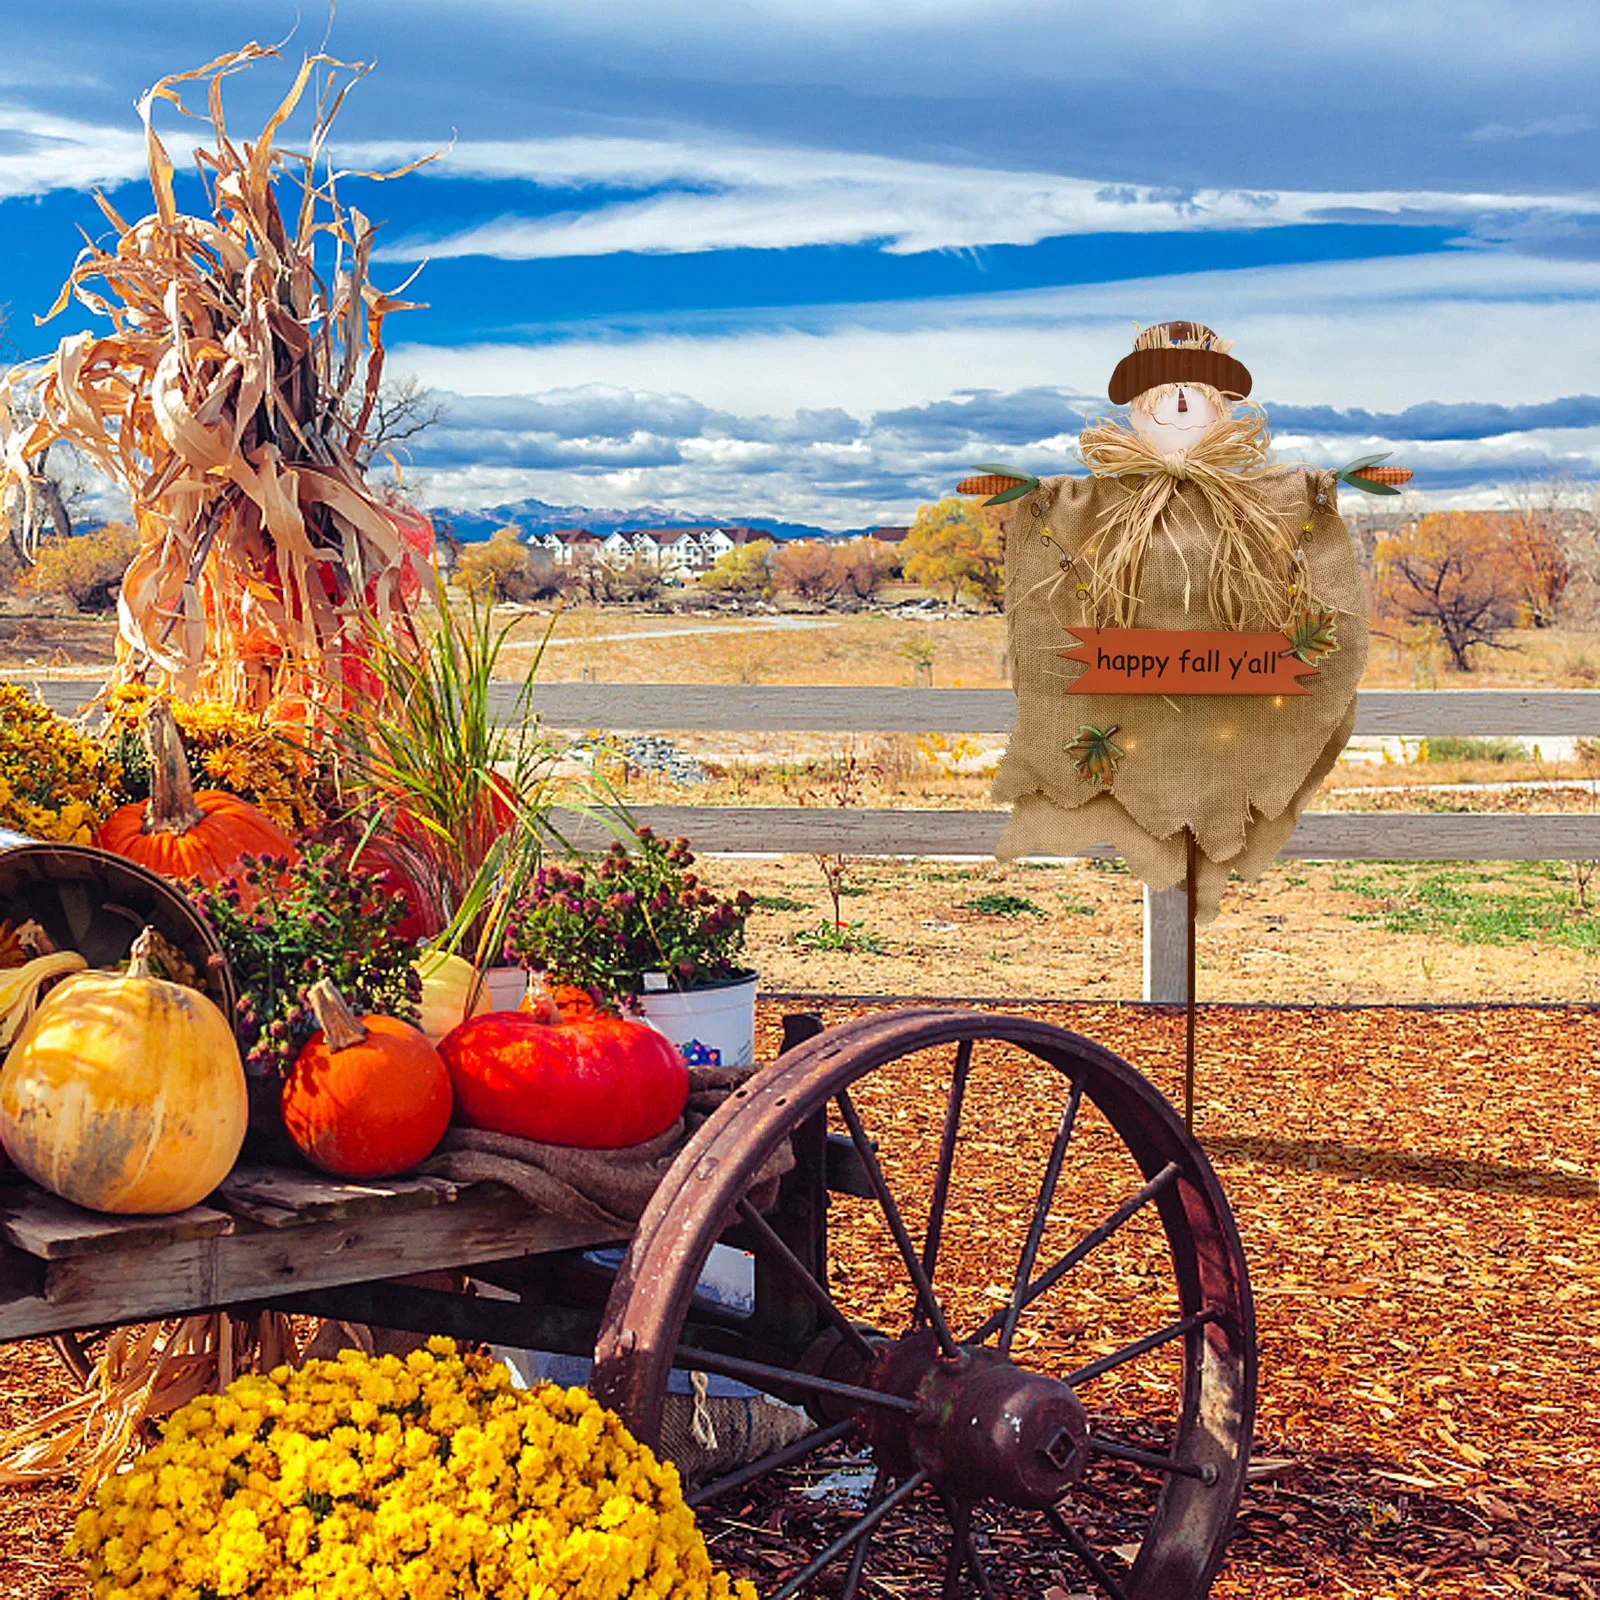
[484,965,528,1012]
[636,971,757,1068]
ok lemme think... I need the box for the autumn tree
[1373,512,1521,671]
[700,539,776,600]
[1504,475,1574,627]
[901,498,1004,609]
[455,526,559,601]
[835,538,901,599]
[774,539,845,601]
[16,520,139,610]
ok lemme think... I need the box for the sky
[3,1,1599,530]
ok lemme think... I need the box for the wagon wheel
[593,1009,1255,1599]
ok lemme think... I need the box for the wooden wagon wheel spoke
[1064,1308,1219,1388]
[733,1194,876,1362]
[919,1037,974,1298]
[686,1417,858,1509]
[836,1086,960,1359]
[594,1009,1255,1598]
[1046,1506,1132,1600]
[967,1161,1183,1345]
[999,1077,1084,1355]
[1089,1434,1220,1483]
[770,1468,931,1600]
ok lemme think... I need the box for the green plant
[190,843,419,1078]
[792,920,886,954]
[752,893,809,911]
[1424,736,1527,765]
[960,892,1045,917]
[506,827,754,1013]
[334,580,562,960]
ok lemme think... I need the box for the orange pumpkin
[95,698,297,886]
[281,980,452,1179]
[439,1009,687,1149]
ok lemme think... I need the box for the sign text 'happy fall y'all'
[1059,628,1320,696]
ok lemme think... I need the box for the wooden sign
[1059,628,1320,696]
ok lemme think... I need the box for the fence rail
[15,677,1600,1001]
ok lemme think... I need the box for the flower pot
[484,964,528,1012]
[635,971,757,1068]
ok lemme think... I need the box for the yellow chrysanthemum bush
[74,1338,758,1600]
[0,682,120,841]
[104,684,330,834]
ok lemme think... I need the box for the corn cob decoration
[958,463,1041,505]
[1336,454,1413,496]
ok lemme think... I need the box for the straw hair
[1074,404,1304,630]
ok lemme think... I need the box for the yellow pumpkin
[413,951,492,1046]
[0,929,247,1214]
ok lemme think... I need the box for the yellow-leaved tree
[902,498,1004,608]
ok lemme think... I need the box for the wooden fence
[17,680,1600,1001]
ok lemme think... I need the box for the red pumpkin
[282,980,453,1178]
[439,1010,687,1149]
[95,698,297,887]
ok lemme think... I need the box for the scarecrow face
[1129,384,1219,455]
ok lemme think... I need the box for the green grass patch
[752,893,809,912]
[1424,736,1528,764]
[1056,895,1095,915]
[792,920,887,954]
[960,892,1045,917]
[1335,862,1600,954]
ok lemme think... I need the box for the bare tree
[1503,471,1576,627]
[358,372,448,469]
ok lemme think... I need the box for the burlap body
[993,467,1367,920]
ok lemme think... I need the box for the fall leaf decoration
[957,463,1041,505]
[0,44,440,716]
[1283,604,1340,666]
[1336,454,1413,496]
[1066,723,1124,786]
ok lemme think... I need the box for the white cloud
[1468,113,1598,143]
[0,104,146,200]
[361,134,1600,260]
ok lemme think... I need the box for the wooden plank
[0,1188,619,1341]
[0,1186,235,1261]
[17,676,1600,736]
[215,1164,459,1228]
[554,804,1600,862]
[1143,882,1189,1004]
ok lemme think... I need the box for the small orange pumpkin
[95,698,297,886]
[281,980,452,1179]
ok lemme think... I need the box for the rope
[689,1370,719,1452]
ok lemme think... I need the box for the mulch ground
[2,1000,1597,1599]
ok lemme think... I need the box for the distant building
[526,527,603,565]
[869,526,910,544]
[575,526,777,572]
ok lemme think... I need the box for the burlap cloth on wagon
[419,1062,793,1231]
[993,468,1367,921]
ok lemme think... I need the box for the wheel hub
[864,1330,1091,1509]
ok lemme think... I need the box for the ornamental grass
[75,1338,756,1600]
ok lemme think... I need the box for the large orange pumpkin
[95,698,297,885]
[438,1009,687,1149]
[282,980,452,1178]
[0,928,247,1214]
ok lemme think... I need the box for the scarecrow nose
[1176,387,1188,413]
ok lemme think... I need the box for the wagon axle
[867,1329,1091,1510]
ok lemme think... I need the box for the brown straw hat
[1107,321,1253,405]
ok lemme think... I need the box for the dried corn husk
[0,1312,302,1497]
[0,44,439,715]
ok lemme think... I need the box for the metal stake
[1184,825,1198,1132]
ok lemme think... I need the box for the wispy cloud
[0,104,145,200]
[359,135,1600,261]
[1469,113,1598,143]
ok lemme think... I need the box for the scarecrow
[966,321,1408,920]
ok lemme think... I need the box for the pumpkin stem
[141,698,206,837]
[522,970,564,1027]
[127,927,156,980]
[306,979,370,1052]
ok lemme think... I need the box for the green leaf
[970,462,1032,477]
[985,478,1039,505]
[1336,452,1391,474]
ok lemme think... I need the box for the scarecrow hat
[1107,321,1253,405]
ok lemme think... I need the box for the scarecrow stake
[963,321,1410,1127]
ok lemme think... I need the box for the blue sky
[4,1,1600,528]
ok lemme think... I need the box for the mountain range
[426,497,876,544]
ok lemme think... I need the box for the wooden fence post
[1143,882,1190,1004]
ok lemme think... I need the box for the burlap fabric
[994,467,1367,920]
[419,1063,793,1231]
